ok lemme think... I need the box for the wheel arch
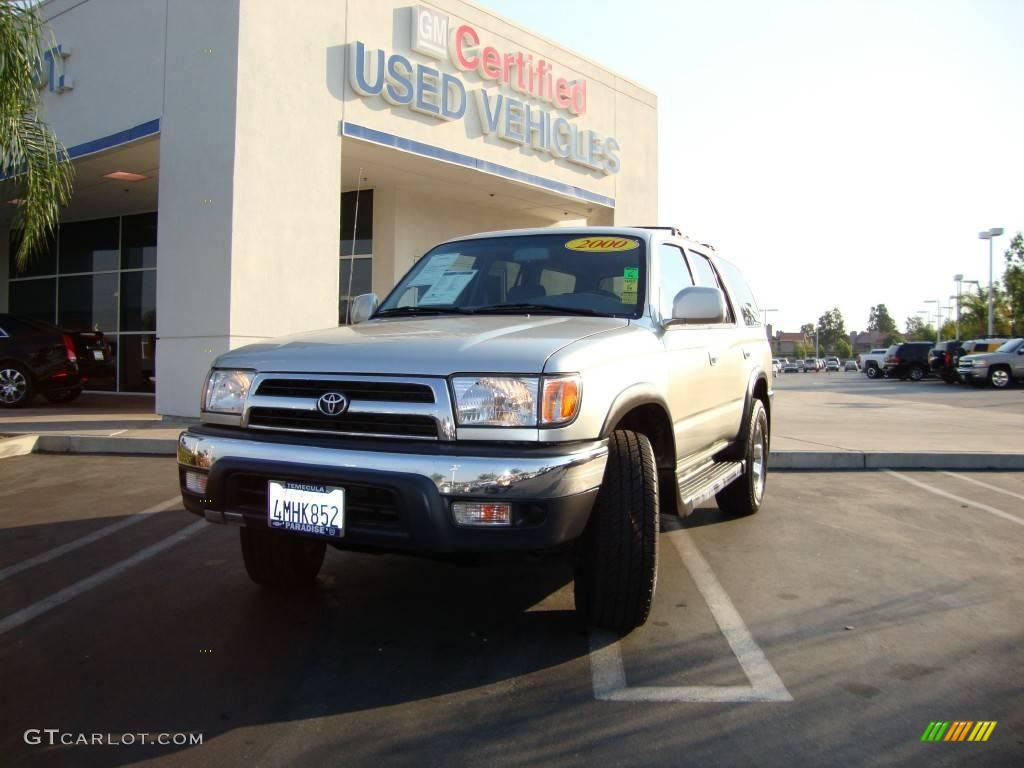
[600,385,676,472]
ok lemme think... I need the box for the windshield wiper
[374,306,476,317]
[470,303,608,317]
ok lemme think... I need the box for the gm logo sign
[411,5,448,60]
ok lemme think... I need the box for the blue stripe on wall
[66,118,161,159]
[341,122,615,209]
[1,119,161,181]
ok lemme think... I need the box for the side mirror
[670,286,727,325]
[349,293,379,324]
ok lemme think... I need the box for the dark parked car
[929,340,964,383]
[0,314,114,407]
[883,341,933,381]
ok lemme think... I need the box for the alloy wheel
[0,368,28,405]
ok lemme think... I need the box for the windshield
[996,338,1023,353]
[376,233,647,318]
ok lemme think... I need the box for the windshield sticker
[419,270,477,305]
[621,267,639,303]
[408,254,458,286]
[564,237,640,252]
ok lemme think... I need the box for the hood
[214,316,629,375]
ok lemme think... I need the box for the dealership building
[0,0,658,416]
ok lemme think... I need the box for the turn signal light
[184,471,208,495]
[541,375,581,425]
[451,502,511,527]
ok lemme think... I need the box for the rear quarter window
[710,257,760,327]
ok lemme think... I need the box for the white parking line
[590,528,792,703]
[940,471,1024,503]
[0,497,181,583]
[0,520,206,637]
[886,471,1024,528]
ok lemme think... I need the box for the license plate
[92,350,104,360]
[267,480,345,539]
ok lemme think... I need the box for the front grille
[256,379,434,403]
[229,474,404,532]
[248,407,438,438]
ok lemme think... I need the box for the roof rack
[631,226,685,237]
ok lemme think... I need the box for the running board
[678,460,745,512]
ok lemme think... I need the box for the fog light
[451,502,512,527]
[184,471,208,495]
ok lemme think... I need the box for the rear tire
[43,388,82,404]
[716,399,769,517]
[574,429,658,633]
[866,366,879,379]
[0,364,33,408]
[909,365,924,381]
[240,527,326,589]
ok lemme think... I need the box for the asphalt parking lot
[2,454,1022,767]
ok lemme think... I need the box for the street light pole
[978,228,1004,336]
[953,274,963,340]
[923,299,939,342]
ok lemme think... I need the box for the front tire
[574,429,658,632]
[240,527,326,589]
[716,399,769,517]
[989,366,1011,389]
[866,366,879,379]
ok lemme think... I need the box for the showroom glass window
[339,189,373,324]
[7,212,158,392]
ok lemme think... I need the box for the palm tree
[1,0,73,271]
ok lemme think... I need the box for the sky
[483,0,1024,334]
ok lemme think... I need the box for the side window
[686,251,735,323]
[658,244,694,319]
[715,258,762,327]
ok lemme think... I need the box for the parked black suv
[0,314,114,407]
[883,341,933,381]
[929,340,963,383]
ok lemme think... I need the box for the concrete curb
[3,434,1024,470]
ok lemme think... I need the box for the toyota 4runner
[177,227,773,631]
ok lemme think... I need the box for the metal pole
[955,279,961,340]
[987,236,994,336]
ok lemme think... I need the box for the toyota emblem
[316,392,349,416]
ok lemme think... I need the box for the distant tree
[867,304,897,334]
[793,342,808,359]
[799,323,815,338]
[816,307,846,352]
[959,283,1011,339]
[882,331,905,346]
[835,338,852,360]
[1003,232,1024,336]
[904,317,936,342]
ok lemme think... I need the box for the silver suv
[177,227,773,631]
[957,338,1024,388]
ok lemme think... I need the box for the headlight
[452,376,538,426]
[203,369,255,413]
[972,359,988,367]
[451,374,582,427]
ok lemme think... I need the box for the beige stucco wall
[18,0,657,416]
[342,0,657,221]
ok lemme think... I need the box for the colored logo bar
[921,721,997,742]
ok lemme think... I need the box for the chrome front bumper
[177,429,609,500]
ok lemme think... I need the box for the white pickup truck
[858,348,889,379]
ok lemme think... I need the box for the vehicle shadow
[0,520,585,768]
